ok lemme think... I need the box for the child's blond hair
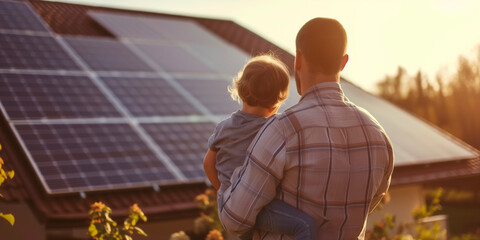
[229,54,290,109]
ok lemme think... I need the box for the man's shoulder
[351,104,385,129]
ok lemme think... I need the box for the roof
[0,0,479,229]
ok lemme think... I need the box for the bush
[88,202,147,240]
[0,144,15,226]
[170,188,225,240]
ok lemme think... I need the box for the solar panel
[100,76,201,117]
[64,36,154,72]
[88,11,167,40]
[14,123,177,193]
[141,122,215,179]
[178,78,239,114]
[0,33,80,70]
[197,44,249,74]
[89,11,225,45]
[0,8,259,195]
[142,17,225,45]
[0,73,121,120]
[189,44,250,76]
[135,43,215,74]
[0,0,49,32]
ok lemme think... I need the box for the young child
[203,54,316,240]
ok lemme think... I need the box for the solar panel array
[15,123,176,191]
[0,1,299,194]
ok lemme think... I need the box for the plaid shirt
[219,82,394,240]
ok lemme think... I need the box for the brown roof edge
[391,157,480,186]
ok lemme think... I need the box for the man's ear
[295,50,302,71]
[340,54,349,71]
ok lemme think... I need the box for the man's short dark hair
[296,18,347,75]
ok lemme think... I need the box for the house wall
[367,184,424,231]
[0,201,46,240]
[0,184,426,240]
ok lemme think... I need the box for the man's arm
[219,118,286,235]
[203,149,221,190]
[369,133,395,213]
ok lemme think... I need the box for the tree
[375,46,480,150]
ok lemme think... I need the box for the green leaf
[130,215,138,226]
[104,222,111,234]
[135,227,148,237]
[0,213,15,226]
[88,223,98,237]
[105,215,117,227]
[7,170,14,179]
[139,213,147,222]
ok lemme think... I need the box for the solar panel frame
[0,73,122,120]
[13,122,178,194]
[0,0,50,32]
[0,33,81,70]
[64,36,155,72]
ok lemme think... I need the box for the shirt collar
[299,81,346,102]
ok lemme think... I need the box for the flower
[90,202,106,213]
[195,194,209,208]
[130,203,142,214]
[170,231,191,240]
[205,189,216,200]
[206,229,224,240]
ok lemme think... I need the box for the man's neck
[301,72,340,95]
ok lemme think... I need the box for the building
[1,1,479,239]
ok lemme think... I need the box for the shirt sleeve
[219,117,286,235]
[369,132,395,213]
[208,123,221,152]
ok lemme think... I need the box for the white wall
[367,184,424,231]
[0,201,46,240]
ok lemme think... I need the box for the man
[219,18,394,239]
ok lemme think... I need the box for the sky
[49,0,480,91]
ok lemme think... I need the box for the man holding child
[209,18,394,240]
